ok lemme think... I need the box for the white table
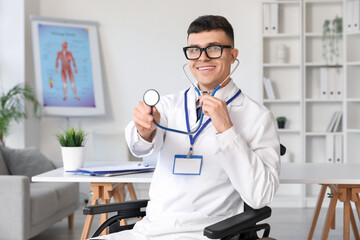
[280,163,360,240]
[32,162,360,240]
[33,162,360,184]
[33,162,152,239]
[32,161,153,183]
[279,162,360,184]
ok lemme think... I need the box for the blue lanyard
[184,88,242,156]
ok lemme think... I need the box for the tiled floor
[31,204,356,240]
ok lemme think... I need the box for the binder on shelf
[334,134,343,163]
[270,3,279,34]
[263,4,271,34]
[327,68,336,100]
[320,67,328,100]
[333,111,342,132]
[334,68,342,100]
[326,111,339,132]
[326,134,335,163]
[353,0,360,32]
[263,77,275,100]
[347,0,354,33]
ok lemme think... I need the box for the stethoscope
[143,59,240,135]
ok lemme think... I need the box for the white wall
[0,0,40,148]
[35,0,262,164]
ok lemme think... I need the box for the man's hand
[199,95,233,133]
[133,102,160,142]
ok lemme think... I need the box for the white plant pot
[61,147,85,171]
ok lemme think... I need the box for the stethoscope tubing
[150,85,219,135]
[148,59,239,136]
[182,59,240,94]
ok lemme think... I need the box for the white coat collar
[208,80,243,107]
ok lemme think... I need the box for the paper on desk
[66,163,155,176]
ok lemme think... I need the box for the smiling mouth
[197,66,215,71]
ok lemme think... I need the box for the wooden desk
[33,162,360,240]
[280,163,360,240]
[32,162,152,240]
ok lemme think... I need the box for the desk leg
[127,183,137,200]
[119,183,125,201]
[352,191,360,221]
[99,198,110,236]
[112,186,127,226]
[81,197,97,240]
[321,190,338,240]
[308,184,327,240]
[349,203,360,239]
[81,182,138,239]
[344,189,351,240]
[68,213,74,229]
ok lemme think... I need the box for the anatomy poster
[37,24,95,107]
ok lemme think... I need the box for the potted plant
[0,83,39,145]
[56,127,87,171]
[276,116,287,129]
[322,16,343,65]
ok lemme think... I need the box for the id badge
[173,155,203,175]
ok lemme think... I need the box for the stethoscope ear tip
[143,89,160,107]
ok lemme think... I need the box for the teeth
[198,66,214,70]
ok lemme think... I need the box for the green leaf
[56,127,87,147]
[0,83,40,143]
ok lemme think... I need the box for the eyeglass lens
[186,45,223,60]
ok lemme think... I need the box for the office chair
[83,144,286,240]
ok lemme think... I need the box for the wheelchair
[83,145,286,240]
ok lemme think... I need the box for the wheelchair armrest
[83,199,149,215]
[203,206,272,239]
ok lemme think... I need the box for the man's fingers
[133,108,152,129]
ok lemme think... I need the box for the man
[94,15,280,240]
[55,41,80,101]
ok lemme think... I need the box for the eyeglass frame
[182,44,233,60]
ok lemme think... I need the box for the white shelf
[346,98,360,102]
[261,0,359,208]
[305,132,343,136]
[305,63,343,67]
[304,0,342,3]
[347,129,360,133]
[264,99,300,103]
[263,33,301,38]
[346,62,360,66]
[263,63,300,67]
[305,99,342,103]
[277,129,301,134]
[305,32,342,37]
[347,31,360,36]
[305,32,322,37]
[263,0,301,4]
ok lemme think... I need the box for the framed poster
[30,16,105,116]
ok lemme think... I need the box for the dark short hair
[187,15,234,45]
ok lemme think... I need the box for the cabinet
[261,0,360,207]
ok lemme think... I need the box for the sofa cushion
[30,183,59,225]
[0,146,55,178]
[34,182,79,209]
[0,149,10,175]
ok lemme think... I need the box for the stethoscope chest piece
[143,89,160,107]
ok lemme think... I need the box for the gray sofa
[0,146,79,240]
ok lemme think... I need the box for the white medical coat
[95,80,280,240]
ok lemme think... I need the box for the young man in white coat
[93,15,280,240]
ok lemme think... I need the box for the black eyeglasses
[183,44,233,60]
